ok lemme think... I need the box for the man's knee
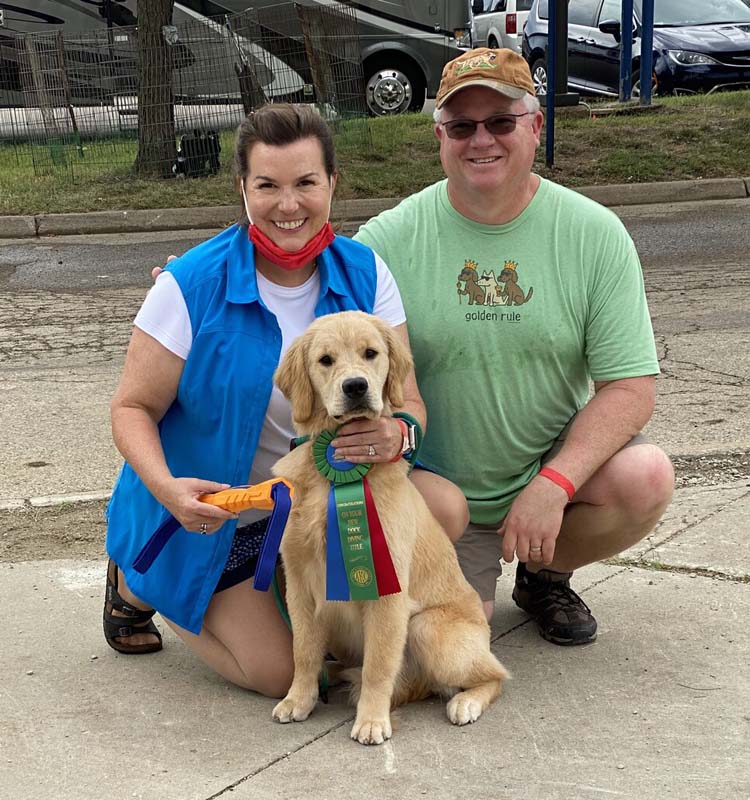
[603,444,674,518]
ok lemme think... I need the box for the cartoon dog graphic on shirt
[499,261,533,306]
[476,269,504,306]
[457,260,486,305]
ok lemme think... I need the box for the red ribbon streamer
[363,477,401,596]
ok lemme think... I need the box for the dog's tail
[328,664,362,706]
[330,662,433,709]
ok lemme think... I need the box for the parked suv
[472,0,534,54]
[522,0,750,97]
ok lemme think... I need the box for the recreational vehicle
[0,1,474,113]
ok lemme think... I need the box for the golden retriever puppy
[271,311,508,745]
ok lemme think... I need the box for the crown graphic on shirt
[464,259,479,271]
[503,260,518,272]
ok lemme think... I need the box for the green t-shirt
[354,177,659,524]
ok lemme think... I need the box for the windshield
[636,0,750,26]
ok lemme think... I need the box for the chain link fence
[0,2,371,181]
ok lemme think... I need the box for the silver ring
[530,546,542,552]
[367,444,376,457]
[199,522,208,535]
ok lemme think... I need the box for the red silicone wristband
[390,418,409,462]
[538,467,576,501]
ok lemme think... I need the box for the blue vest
[106,225,378,633]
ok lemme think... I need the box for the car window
[635,0,750,25]
[493,0,507,11]
[516,0,533,10]
[598,0,622,23]
[538,0,548,19]
[568,0,602,26]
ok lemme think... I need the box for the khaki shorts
[454,425,649,601]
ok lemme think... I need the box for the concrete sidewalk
[1,185,749,799]
[2,479,749,800]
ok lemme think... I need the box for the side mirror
[599,19,621,42]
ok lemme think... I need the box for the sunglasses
[440,112,533,140]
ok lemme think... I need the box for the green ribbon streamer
[332,480,380,600]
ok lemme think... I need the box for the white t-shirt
[134,254,406,524]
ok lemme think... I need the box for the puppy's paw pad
[351,719,392,745]
[272,696,315,723]
[446,695,484,726]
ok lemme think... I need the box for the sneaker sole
[538,627,597,646]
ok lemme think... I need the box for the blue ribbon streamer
[132,482,293,580]
[253,482,292,591]
[325,486,350,601]
[132,515,180,574]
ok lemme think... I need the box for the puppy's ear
[381,324,413,409]
[274,337,314,424]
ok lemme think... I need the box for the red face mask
[241,180,335,271]
[247,220,335,271]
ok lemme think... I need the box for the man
[354,48,674,645]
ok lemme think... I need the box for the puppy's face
[275,311,412,434]
[307,325,388,421]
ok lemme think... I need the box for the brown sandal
[103,559,163,655]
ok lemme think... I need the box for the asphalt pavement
[1,179,749,800]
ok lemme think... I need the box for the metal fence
[0,2,370,180]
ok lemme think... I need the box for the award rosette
[313,430,401,602]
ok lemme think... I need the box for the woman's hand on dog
[498,477,569,565]
[158,476,238,534]
[331,416,403,463]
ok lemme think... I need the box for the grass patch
[1,91,749,216]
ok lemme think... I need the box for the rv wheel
[364,58,426,115]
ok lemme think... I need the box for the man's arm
[499,375,656,565]
[542,375,654,491]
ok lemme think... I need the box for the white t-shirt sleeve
[373,252,406,327]
[133,271,193,359]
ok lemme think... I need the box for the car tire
[531,58,548,96]
[364,57,426,115]
[488,36,499,49]
[631,64,660,98]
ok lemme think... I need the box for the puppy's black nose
[342,377,368,400]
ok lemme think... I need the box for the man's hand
[498,475,569,565]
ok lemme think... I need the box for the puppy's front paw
[272,693,317,724]
[446,693,484,726]
[350,716,392,745]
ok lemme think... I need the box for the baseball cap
[435,48,536,109]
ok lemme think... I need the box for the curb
[1,178,748,239]
[0,490,111,513]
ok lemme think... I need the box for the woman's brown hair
[234,103,337,180]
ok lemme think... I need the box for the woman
[104,104,468,697]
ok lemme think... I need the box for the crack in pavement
[203,717,354,799]
[605,558,749,583]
